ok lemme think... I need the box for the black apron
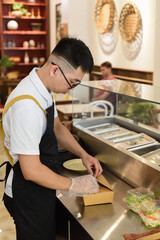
[12,103,59,240]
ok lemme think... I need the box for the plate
[63,159,87,171]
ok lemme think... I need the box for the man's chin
[55,89,69,94]
[64,89,70,94]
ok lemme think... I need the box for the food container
[139,199,160,228]
[125,187,155,214]
[100,126,132,140]
[115,133,156,150]
[142,148,160,166]
[83,175,114,206]
[86,123,119,135]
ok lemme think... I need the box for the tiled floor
[0,137,16,240]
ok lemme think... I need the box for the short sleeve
[9,108,43,155]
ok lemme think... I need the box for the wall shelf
[3,16,46,19]
[4,47,46,50]
[17,62,39,66]
[0,0,49,104]
[2,2,46,6]
[3,31,47,35]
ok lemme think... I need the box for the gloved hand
[68,174,99,197]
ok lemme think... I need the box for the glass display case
[72,79,160,192]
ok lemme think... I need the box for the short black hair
[52,38,94,73]
[101,61,112,69]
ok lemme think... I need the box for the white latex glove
[68,174,99,197]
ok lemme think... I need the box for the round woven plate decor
[119,3,142,42]
[95,0,115,34]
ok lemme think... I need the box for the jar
[7,20,18,30]
[24,52,29,63]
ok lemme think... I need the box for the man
[2,37,102,240]
[92,61,116,114]
[92,61,116,101]
[100,61,115,81]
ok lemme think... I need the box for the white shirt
[3,68,58,197]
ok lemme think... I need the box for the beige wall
[49,0,160,86]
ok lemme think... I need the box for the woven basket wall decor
[95,0,115,34]
[119,2,142,42]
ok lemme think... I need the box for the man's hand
[81,154,103,178]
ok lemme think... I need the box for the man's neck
[103,73,113,80]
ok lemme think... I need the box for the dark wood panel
[90,65,153,85]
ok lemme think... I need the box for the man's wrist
[79,151,88,160]
[66,178,72,190]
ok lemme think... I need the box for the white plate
[63,159,87,171]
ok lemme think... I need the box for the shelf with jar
[0,0,49,90]
[4,47,46,50]
[3,38,45,49]
[17,62,44,66]
[2,1,46,18]
[3,30,47,34]
[2,2,46,6]
[3,16,46,19]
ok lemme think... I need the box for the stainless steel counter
[57,165,150,240]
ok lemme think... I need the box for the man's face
[100,66,110,79]
[51,65,85,94]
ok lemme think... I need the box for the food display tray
[142,148,160,167]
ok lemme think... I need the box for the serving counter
[56,79,160,239]
[56,165,149,240]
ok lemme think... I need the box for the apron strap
[0,161,8,168]
[2,95,47,119]
[0,95,47,167]
[0,161,8,182]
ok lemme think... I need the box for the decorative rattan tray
[95,0,115,34]
[119,2,142,42]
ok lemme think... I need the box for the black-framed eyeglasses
[51,62,81,89]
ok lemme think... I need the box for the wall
[67,0,156,72]
[49,0,159,86]
[153,0,160,87]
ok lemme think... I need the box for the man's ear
[50,64,58,77]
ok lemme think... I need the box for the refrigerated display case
[71,79,160,192]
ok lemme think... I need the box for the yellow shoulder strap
[0,95,47,166]
[2,95,47,119]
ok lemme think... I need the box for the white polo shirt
[3,68,58,198]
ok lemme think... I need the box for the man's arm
[18,154,72,190]
[54,116,103,177]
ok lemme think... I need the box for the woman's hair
[51,37,94,73]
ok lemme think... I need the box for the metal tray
[100,127,132,140]
[86,123,120,135]
[131,143,160,156]
[115,133,156,150]
[142,148,160,166]
[75,117,157,151]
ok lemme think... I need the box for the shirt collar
[29,68,53,106]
